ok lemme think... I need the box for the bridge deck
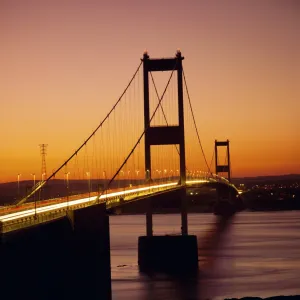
[0,179,233,234]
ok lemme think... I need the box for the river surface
[110,211,300,300]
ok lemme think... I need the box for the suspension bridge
[0,51,240,234]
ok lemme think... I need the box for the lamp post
[155,169,159,184]
[120,170,125,196]
[17,173,21,198]
[103,171,107,200]
[31,173,36,189]
[170,170,173,181]
[31,173,36,218]
[146,169,150,192]
[128,170,131,187]
[158,170,162,187]
[86,171,91,199]
[164,169,167,182]
[40,172,46,201]
[135,170,140,194]
[65,172,70,209]
[120,170,124,191]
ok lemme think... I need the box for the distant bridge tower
[142,50,187,235]
[215,140,231,182]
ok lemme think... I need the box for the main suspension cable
[17,61,143,205]
[182,68,213,176]
[95,61,178,203]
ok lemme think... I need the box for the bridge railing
[0,181,182,233]
[1,175,237,234]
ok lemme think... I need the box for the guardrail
[1,178,227,234]
[0,181,181,233]
[0,176,234,232]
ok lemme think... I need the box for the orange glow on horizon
[0,1,299,183]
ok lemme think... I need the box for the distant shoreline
[226,296,300,300]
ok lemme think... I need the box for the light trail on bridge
[0,182,181,223]
[0,180,211,224]
[186,179,210,185]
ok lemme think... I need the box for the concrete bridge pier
[139,51,198,274]
[138,190,198,274]
[0,203,111,300]
[214,185,242,216]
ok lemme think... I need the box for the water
[110,211,300,300]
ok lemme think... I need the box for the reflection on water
[110,211,300,300]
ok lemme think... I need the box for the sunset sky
[0,0,299,182]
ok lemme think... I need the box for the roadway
[0,179,212,234]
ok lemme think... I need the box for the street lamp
[120,170,124,189]
[31,173,36,189]
[135,170,140,190]
[103,170,107,200]
[128,170,131,187]
[135,170,140,184]
[158,170,162,186]
[155,169,160,184]
[17,173,21,197]
[164,169,167,181]
[31,173,36,218]
[120,170,125,192]
[86,171,91,198]
[146,169,150,191]
[65,172,70,208]
[146,169,150,178]
[41,173,46,200]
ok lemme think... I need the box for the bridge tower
[142,50,187,236]
[215,139,231,182]
[139,52,197,273]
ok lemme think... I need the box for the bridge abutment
[66,203,112,300]
[0,203,111,300]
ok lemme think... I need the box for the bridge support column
[181,188,188,235]
[139,50,196,274]
[146,198,153,236]
[0,203,111,300]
